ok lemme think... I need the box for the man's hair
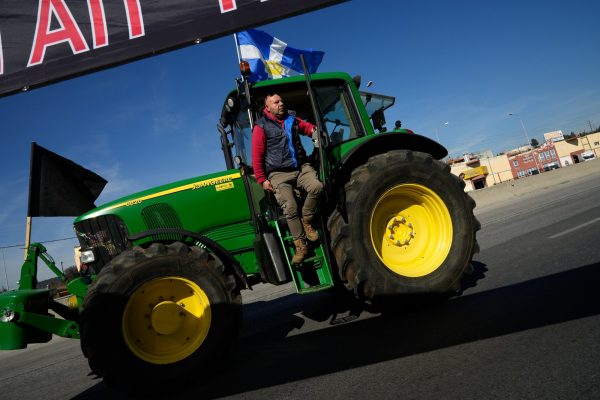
[263,92,280,107]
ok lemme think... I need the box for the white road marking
[548,217,600,239]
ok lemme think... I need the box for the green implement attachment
[0,243,83,349]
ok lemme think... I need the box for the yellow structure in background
[483,155,513,185]
[450,154,513,192]
[462,166,488,180]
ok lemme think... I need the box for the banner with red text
[0,0,346,97]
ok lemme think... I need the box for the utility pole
[583,135,591,152]
[486,157,497,185]
[588,120,594,133]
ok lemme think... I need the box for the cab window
[314,85,361,145]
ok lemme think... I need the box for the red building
[508,142,560,179]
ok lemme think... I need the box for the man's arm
[297,118,316,137]
[251,124,271,190]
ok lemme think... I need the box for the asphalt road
[1,172,599,400]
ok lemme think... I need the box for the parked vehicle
[582,151,596,161]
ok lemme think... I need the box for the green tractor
[0,69,478,391]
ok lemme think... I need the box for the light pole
[435,121,449,143]
[508,113,540,172]
[508,113,531,147]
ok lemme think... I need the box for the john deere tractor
[0,68,479,391]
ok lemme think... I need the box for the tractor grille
[141,203,183,241]
[202,221,254,242]
[74,215,130,272]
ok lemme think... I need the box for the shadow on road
[74,261,600,399]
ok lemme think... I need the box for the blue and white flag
[236,29,324,83]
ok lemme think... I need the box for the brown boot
[301,216,319,242]
[292,239,308,264]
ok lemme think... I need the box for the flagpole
[233,33,242,65]
[23,217,32,260]
[24,142,36,260]
[233,32,255,129]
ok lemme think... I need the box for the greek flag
[236,29,324,83]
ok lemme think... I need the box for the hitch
[0,243,85,349]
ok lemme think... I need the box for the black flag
[28,142,107,217]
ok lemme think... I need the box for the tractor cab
[216,73,372,292]
[219,74,368,171]
[218,73,410,178]
[217,73,365,227]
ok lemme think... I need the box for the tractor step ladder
[274,223,334,294]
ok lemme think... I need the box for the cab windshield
[360,91,395,131]
[360,91,395,116]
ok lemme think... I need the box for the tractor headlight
[80,249,96,264]
[1,308,17,323]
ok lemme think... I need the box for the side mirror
[234,155,244,167]
[372,108,386,132]
[220,97,238,128]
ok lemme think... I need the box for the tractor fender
[328,133,448,213]
[127,229,250,290]
[334,133,447,185]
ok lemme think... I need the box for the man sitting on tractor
[251,93,323,264]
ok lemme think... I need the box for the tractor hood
[75,170,243,222]
[74,168,252,248]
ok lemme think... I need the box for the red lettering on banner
[28,0,89,67]
[123,0,145,39]
[219,0,238,13]
[88,0,108,48]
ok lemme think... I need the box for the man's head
[264,93,285,119]
[395,120,402,129]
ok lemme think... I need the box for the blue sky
[1,0,599,287]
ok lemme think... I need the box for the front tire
[328,150,479,302]
[80,242,241,392]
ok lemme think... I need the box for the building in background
[449,151,512,191]
[537,141,561,171]
[508,141,560,178]
[508,150,540,178]
[544,130,565,143]
[447,132,599,192]
[554,132,600,165]
[587,133,600,158]
[484,154,514,185]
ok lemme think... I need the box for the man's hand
[262,180,274,192]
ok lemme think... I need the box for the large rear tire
[328,150,479,302]
[80,242,241,392]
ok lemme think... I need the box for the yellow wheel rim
[122,276,211,364]
[370,183,453,277]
